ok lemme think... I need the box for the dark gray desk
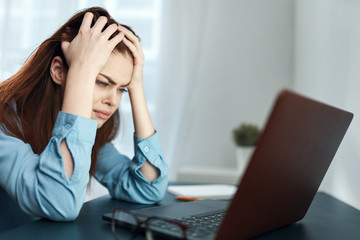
[0,191,359,240]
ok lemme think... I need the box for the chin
[97,120,105,129]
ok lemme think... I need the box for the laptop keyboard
[151,209,227,239]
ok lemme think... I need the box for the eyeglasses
[111,208,192,240]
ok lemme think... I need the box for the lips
[93,110,112,120]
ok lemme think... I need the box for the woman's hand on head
[118,25,145,91]
[61,12,125,77]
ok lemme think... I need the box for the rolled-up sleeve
[0,111,97,221]
[94,132,168,204]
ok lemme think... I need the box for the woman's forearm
[60,65,97,179]
[61,65,97,118]
[128,85,155,139]
[129,86,159,181]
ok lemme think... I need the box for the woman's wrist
[67,62,99,82]
[127,81,144,93]
[128,85,154,139]
[61,66,97,118]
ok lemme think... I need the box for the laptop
[103,89,353,239]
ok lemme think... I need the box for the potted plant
[232,123,261,174]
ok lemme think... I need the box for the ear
[50,56,66,85]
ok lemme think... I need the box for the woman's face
[91,52,133,128]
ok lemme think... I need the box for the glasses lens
[112,210,139,240]
[146,218,189,240]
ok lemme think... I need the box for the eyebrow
[98,73,131,88]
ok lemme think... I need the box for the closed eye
[118,88,128,93]
[96,80,110,87]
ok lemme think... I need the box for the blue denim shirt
[0,111,168,232]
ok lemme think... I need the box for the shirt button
[144,146,150,152]
[65,124,71,130]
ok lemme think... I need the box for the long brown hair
[0,7,136,176]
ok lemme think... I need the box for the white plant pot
[236,146,255,175]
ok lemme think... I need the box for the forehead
[99,53,133,85]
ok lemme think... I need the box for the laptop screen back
[217,89,353,240]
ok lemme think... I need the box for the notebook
[103,89,353,240]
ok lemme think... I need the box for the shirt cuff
[132,131,168,181]
[51,111,97,145]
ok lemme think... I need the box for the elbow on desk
[48,207,81,222]
[110,188,166,205]
[139,179,168,204]
[110,178,168,204]
[18,187,85,222]
[11,162,89,222]
[39,201,82,222]
[17,197,83,222]
[135,176,168,204]
[138,186,166,204]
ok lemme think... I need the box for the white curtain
[294,0,360,209]
[154,0,210,179]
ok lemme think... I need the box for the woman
[0,7,168,231]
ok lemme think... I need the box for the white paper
[167,184,237,200]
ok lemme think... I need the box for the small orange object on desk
[175,196,200,201]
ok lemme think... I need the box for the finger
[119,27,141,47]
[109,31,125,48]
[118,26,142,53]
[102,23,119,40]
[80,12,94,30]
[122,37,143,64]
[92,16,108,33]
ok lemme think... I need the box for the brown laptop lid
[217,89,353,240]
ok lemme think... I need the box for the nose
[104,89,120,106]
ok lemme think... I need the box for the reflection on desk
[0,191,360,240]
